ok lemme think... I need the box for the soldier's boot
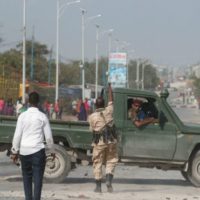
[94,179,102,193]
[106,174,113,193]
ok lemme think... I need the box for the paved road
[1,145,200,199]
[0,159,200,200]
[0,155,200,200]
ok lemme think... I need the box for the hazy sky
[0,0,200,67]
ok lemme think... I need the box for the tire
[44,144,71,183]
[188,150,200,187]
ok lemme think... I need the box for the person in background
[76,98,81,118]
[58,98,64,120]
[54,99,60,119]
[71,99,77,115]
[10,91,55,200]
[78,100,87,121]
[43,100,50,118]
[16,97,23,117]
[49,103,54,119]
[0,97,5,115]
[4,98,14,116]
[84,98,90,117]
[88,84,118,193]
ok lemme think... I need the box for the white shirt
[12,107,54,155]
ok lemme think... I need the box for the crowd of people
[42,99,63,120]
[72,97,95,121]
[0,97,15,116]
[0,96,95,122]
[0,96,63,119]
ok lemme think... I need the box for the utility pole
[48,46,53,85]
[95,24,99,99]
[136,60,140,89]
[55,0,80,102]
[30,26,34,81]
[81,9,86,100]
[22,0,26,104]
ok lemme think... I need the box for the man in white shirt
[11,91,54,200]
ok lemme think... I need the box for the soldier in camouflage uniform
[88,84,118,193]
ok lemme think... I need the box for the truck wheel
[44,144,71,183]
[188,151,200,187]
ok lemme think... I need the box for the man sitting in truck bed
[128,99,158,128]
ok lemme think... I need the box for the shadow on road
[5,176,191,187]
[114,178,191,187]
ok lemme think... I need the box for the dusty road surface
[1,151,200,200]
[1,108,200,200]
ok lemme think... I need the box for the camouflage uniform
[88,101,118,180]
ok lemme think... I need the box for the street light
[95,24,99,99]
[22,0,26,104]
[94,25,111,99]
[55,0,80,102]
[80,9,101,100]
[99,28,113,56]
[136,59,140,89]
[81,8,86,101]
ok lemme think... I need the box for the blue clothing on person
[135,110,146,121]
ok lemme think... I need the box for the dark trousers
[20,149,46,200]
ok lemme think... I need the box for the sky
[0,0,200,68]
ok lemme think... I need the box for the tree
[144,64,160,89]
[0,49,22,77]
[59,60,80,85]
[127,59,160,90]
[16,40,50,81]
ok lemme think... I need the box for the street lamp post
[55,0,80,102]
[95,24,99,99]
[81,9,86,100]
[55,0,59,102]
[22,0,26,104]
[94,25,112,99]
[94,26,111,99]
[80,10,101,100]
[141,63,144,90]
[136,59,140,89]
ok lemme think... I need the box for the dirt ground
[0,159,200,200]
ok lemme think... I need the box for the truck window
[127,97,159,120]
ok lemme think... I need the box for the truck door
[122,97,177,160]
